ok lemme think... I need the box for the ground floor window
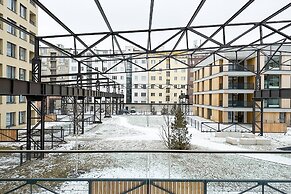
[6,112,15,127]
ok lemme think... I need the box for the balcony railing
[228,100,252,107]
[227,64,254,72]
[228,83,254,89]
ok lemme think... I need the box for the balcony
[228,83,254,90]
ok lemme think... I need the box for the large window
[20,4,27,19]
[7,18,16,36]
[264,99,280,108]
[19,47,26,61]
[19,111,26,124]
[7,65,15,78]
[6,112,15,127]
[7,42,16,58]
[7,0,16,12]
[264,75,280,89]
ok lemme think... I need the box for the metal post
[73,97,77,134]
[204,181,207,194]
[26,99,32,161]
[40,97,46,159]
[81,97,85,134]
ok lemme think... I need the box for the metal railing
[228,83,254,89]
[0,177,290,194]
[228,100,253,107]
[199,121,252,133]
[0,149,290,193]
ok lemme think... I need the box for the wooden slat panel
[0,130,17,141]
[91,181,204,194]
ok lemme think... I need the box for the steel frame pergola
[0,0,291,159]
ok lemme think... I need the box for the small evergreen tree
[161,106,168,115]
[151,106,157,115]
[170,104,177,115]
[161,106,192,150]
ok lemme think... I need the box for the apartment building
[0,0,37,129]
[193,49,291,126]
[148,56,188,104]
[40,44,70,113]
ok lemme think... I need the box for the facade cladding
[0,0,38,129]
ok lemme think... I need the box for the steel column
[252,50,264,135]
[93,97,102,124]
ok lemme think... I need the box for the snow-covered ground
[0,114,290,193]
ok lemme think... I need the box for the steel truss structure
[0,0,291,164]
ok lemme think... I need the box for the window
[151,101,155,104]
[159,85,163,89]
[19,26,27,40]
[0,13,3,30]
[19,95,25,103]
[20,4,27,19]
[166,71,170,77]
[19,111,26,124]
[7,65,15,78]
[29,11,36,26]
[0,38,3,54]
[141,60,146,64]
[134,84,138,89]
[120,76,123,80]
[159,76,162,81]
[6,112,15,127]
[134,76,138,81]
[134,92,138,97]
[166,88,170,93]
[151,84,155,89]
[181,85,186,89]
[112,76,117,80]
[174,76,177,80]
[159,93,162,97]
[166,96,170,102]
[181,76,186,81]
[19,47,26,61]
[7,0,16,12]
[151,60,155,64]
[19,68,26,80]
[142,84,146,89]
[266,55,280,70]
[151,76,155,80]
[279,112,286,123]
[264,75,280,89]
[6,96,15,103]
[151,93,155,96]
[166,79,170,85]
[29,32,35,44]
[7,18,16,36]
[141,93,146,97]
[174,93,177,97]
[264,99,280,108]
[141,76,146,81]
[7,42,16,58]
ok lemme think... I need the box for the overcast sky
[38,0,291,50]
